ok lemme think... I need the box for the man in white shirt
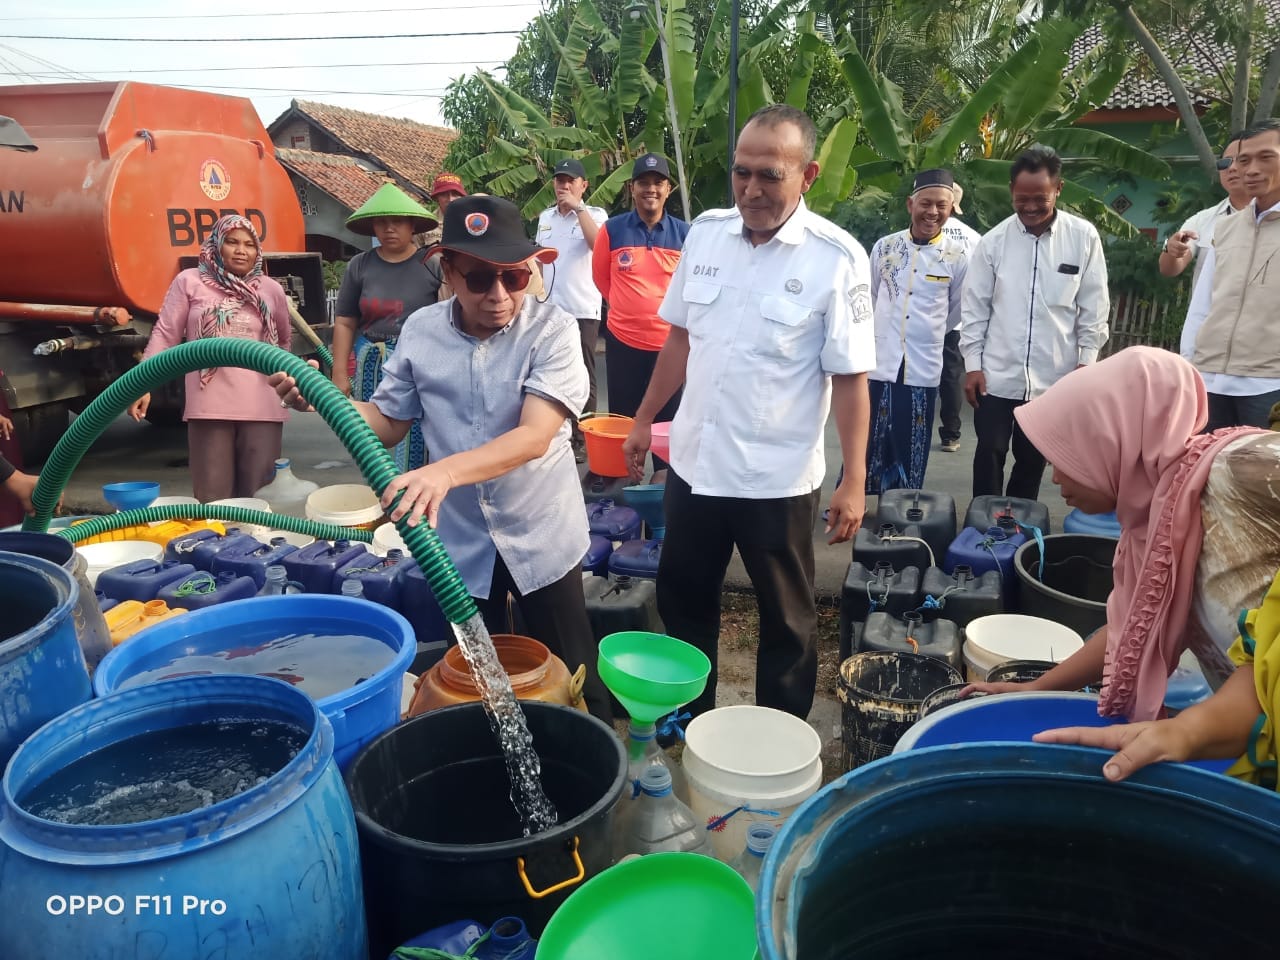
[938,183,982,454]
[864,168,969,493]
[1180,119,1280,430]
[960,144,1110,500]
[1158,136,1249,291]
[536,158,608,460]
[621,105,874,721]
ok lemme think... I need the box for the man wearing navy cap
[537,158,609,461]
[592,153,690,475]
[863,168,969,493]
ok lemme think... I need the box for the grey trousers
[188,419,284,502]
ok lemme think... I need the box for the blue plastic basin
[92,595,415,770]
[893,691,1231,773]
[101,481,160,512]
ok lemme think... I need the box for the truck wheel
[13,402,72,467]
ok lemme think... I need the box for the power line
[0,2,541,19]
[163,82,451,97]
[0,59,505,76]
[2,29,524,42]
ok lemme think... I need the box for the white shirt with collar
[942,217,982,252]
[537,203,609,319]
[1180,197,1280,396]
[658,198,876,499]
[959,208,1110,401]
[869,227,969,387]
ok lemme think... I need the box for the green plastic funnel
[597,631,710,724]
[535,852,757,960]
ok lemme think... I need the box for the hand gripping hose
[23,339,477,624]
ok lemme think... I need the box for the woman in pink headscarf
[966,346,1280,721]
[129,215,293,501]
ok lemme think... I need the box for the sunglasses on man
[1217,157,1235,170]
[457,267,534,294]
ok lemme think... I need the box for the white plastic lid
[964,614,1084,663]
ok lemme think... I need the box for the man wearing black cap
[537,158,609,461]
[273,195,612,723]
[591,153,690,475]
[863,168,969,493]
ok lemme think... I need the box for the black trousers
[1206,389,1280,431]
[571,317,600,448]
[938,329,964,444]
[604,327,681,472]
[474,551,612,724]
[657,470,820,720]
[972,392,1046,500]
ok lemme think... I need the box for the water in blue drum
[19,719,308,826]
[117,629,397,698]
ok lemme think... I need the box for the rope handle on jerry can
[516,836,584,899]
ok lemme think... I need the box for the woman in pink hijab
[967,346,1280,721]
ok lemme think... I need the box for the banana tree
[829,16,1168,237]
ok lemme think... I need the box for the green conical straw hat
[345,182,438,236]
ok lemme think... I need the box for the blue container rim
[0,551,78,668]
[0,532,75,569]
[0,674,332,865]
[755,741,1280,960]
[90,595,416,717]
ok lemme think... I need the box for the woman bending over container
[129,215,292,502]
[273,196,612,724]
[331,184,441,473]
[1038,567,1280,789]
[965,346,1280,721]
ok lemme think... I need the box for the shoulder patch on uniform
[850,283,872,323]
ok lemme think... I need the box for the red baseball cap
[430,172,467,198]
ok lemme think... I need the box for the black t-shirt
[335,248,443,341]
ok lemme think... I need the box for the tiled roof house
[268,100,457,258]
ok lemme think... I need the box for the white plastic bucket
[682,705,823,861]
[76,540,163,588]
[263,529,317,549]
[371,522,406,557]
[962,614,1084,682]
[207,497,273,538]
[148,495,201,527]
[305,485,384,531]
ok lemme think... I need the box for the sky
[0,0,547,129]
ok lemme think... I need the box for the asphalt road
[58,351,1068,598]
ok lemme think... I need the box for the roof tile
[292,100,457,196]
[274,148,392,211]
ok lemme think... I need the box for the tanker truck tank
[0,81,325,463]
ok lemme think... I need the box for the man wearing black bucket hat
[272,196,612,722]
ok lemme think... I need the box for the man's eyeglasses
[1217,157,1235,170]
[457,268,534,294]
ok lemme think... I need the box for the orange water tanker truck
[0,81,325,462]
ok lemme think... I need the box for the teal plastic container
[92,595,416,770]
[0,675,367,958]
[0,552,92,769]
[944,524,1026,594]
[758,743,1280,959]
[1063,509,1122,538]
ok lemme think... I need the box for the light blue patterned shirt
[371,296,589,598]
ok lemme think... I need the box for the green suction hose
[55,504,372,545]
[25,339,477,624]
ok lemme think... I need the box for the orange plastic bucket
[579,414,634,477]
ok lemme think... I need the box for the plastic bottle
[340,579,365,599]
[728,822,778,892]
[258,564,301,596]
[624,721,689,804]
[254,458,319,517]
[615,766,710,859]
